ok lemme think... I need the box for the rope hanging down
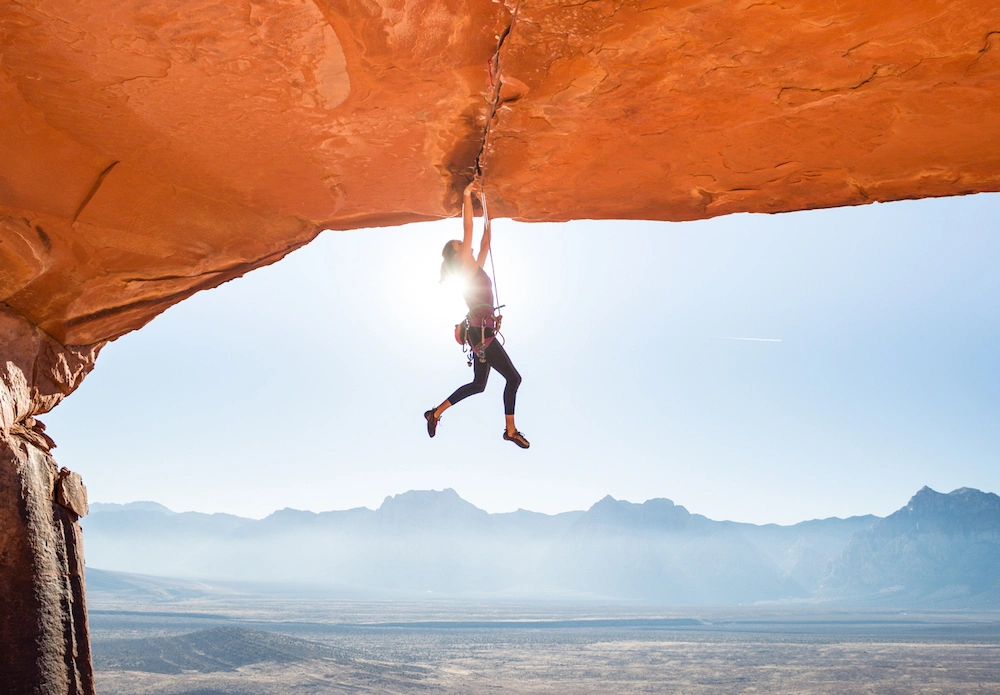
[477,176,501,313]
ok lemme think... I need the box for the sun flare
[441,273,469,299]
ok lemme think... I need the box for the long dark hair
[440,240,461,282]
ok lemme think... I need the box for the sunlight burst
[441,273,469,299]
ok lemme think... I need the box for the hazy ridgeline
[83,485,1000,607]
[86,487,1000,695]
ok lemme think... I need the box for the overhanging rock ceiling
[1,0,999,346]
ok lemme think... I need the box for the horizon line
[86,485,983,525]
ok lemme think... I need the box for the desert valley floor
[88,585,1000,695]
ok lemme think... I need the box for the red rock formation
[0,306,97,695]
[2,0,996,345]
[1,0,509,345]
[485,0,1000,221]
[1,0,998,690]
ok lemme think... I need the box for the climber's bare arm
[476,201,491,268]
[461,182,476,259]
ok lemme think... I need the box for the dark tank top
[464,266,497,333]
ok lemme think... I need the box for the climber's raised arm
[476,194,491,268]
[460,181,477,259]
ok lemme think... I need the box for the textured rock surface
[1,307,97,695]
[821,487,1000,606]
[485,0,1000,220]
[2,0,999,346]
[0,0,507,345]
[0,444,94,695]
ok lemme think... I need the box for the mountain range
[83,487,1000,606]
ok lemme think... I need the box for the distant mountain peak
[575,495,700,534]
[380,487,462,506]
[905,486,1000,516]
[590,496,678,510]
[376,488,489,526]
[822,485,1000,606]
[89,501,175,515]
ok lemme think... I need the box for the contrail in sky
[720,336,783,342]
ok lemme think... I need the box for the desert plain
[89,590,1000,695]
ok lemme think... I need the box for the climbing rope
[476,175,504,343]
[477,176,501,313]
[475,49,503,317]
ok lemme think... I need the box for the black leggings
[447,331,521,415]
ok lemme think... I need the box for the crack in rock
[72,161,118,223]
[473,0,522,178]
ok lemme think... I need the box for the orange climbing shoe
[425,409,440,438]
[503,430,530,449]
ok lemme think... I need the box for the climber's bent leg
[484,339,521,416]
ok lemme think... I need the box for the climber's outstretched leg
[425,336,527,448]
[425,355,490,437]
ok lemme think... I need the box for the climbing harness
[459,302,505,366]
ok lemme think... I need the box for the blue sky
[46,193,1000,524]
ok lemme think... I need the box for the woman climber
[424,180,529,449]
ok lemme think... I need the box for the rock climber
[424,180,529,449]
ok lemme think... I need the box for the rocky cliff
[1,307,97,695]
[821,487,1000,606]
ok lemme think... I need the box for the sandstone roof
[2,0,998,345]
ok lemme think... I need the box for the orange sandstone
[1,0,998,347]
[484,0,1000,221]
